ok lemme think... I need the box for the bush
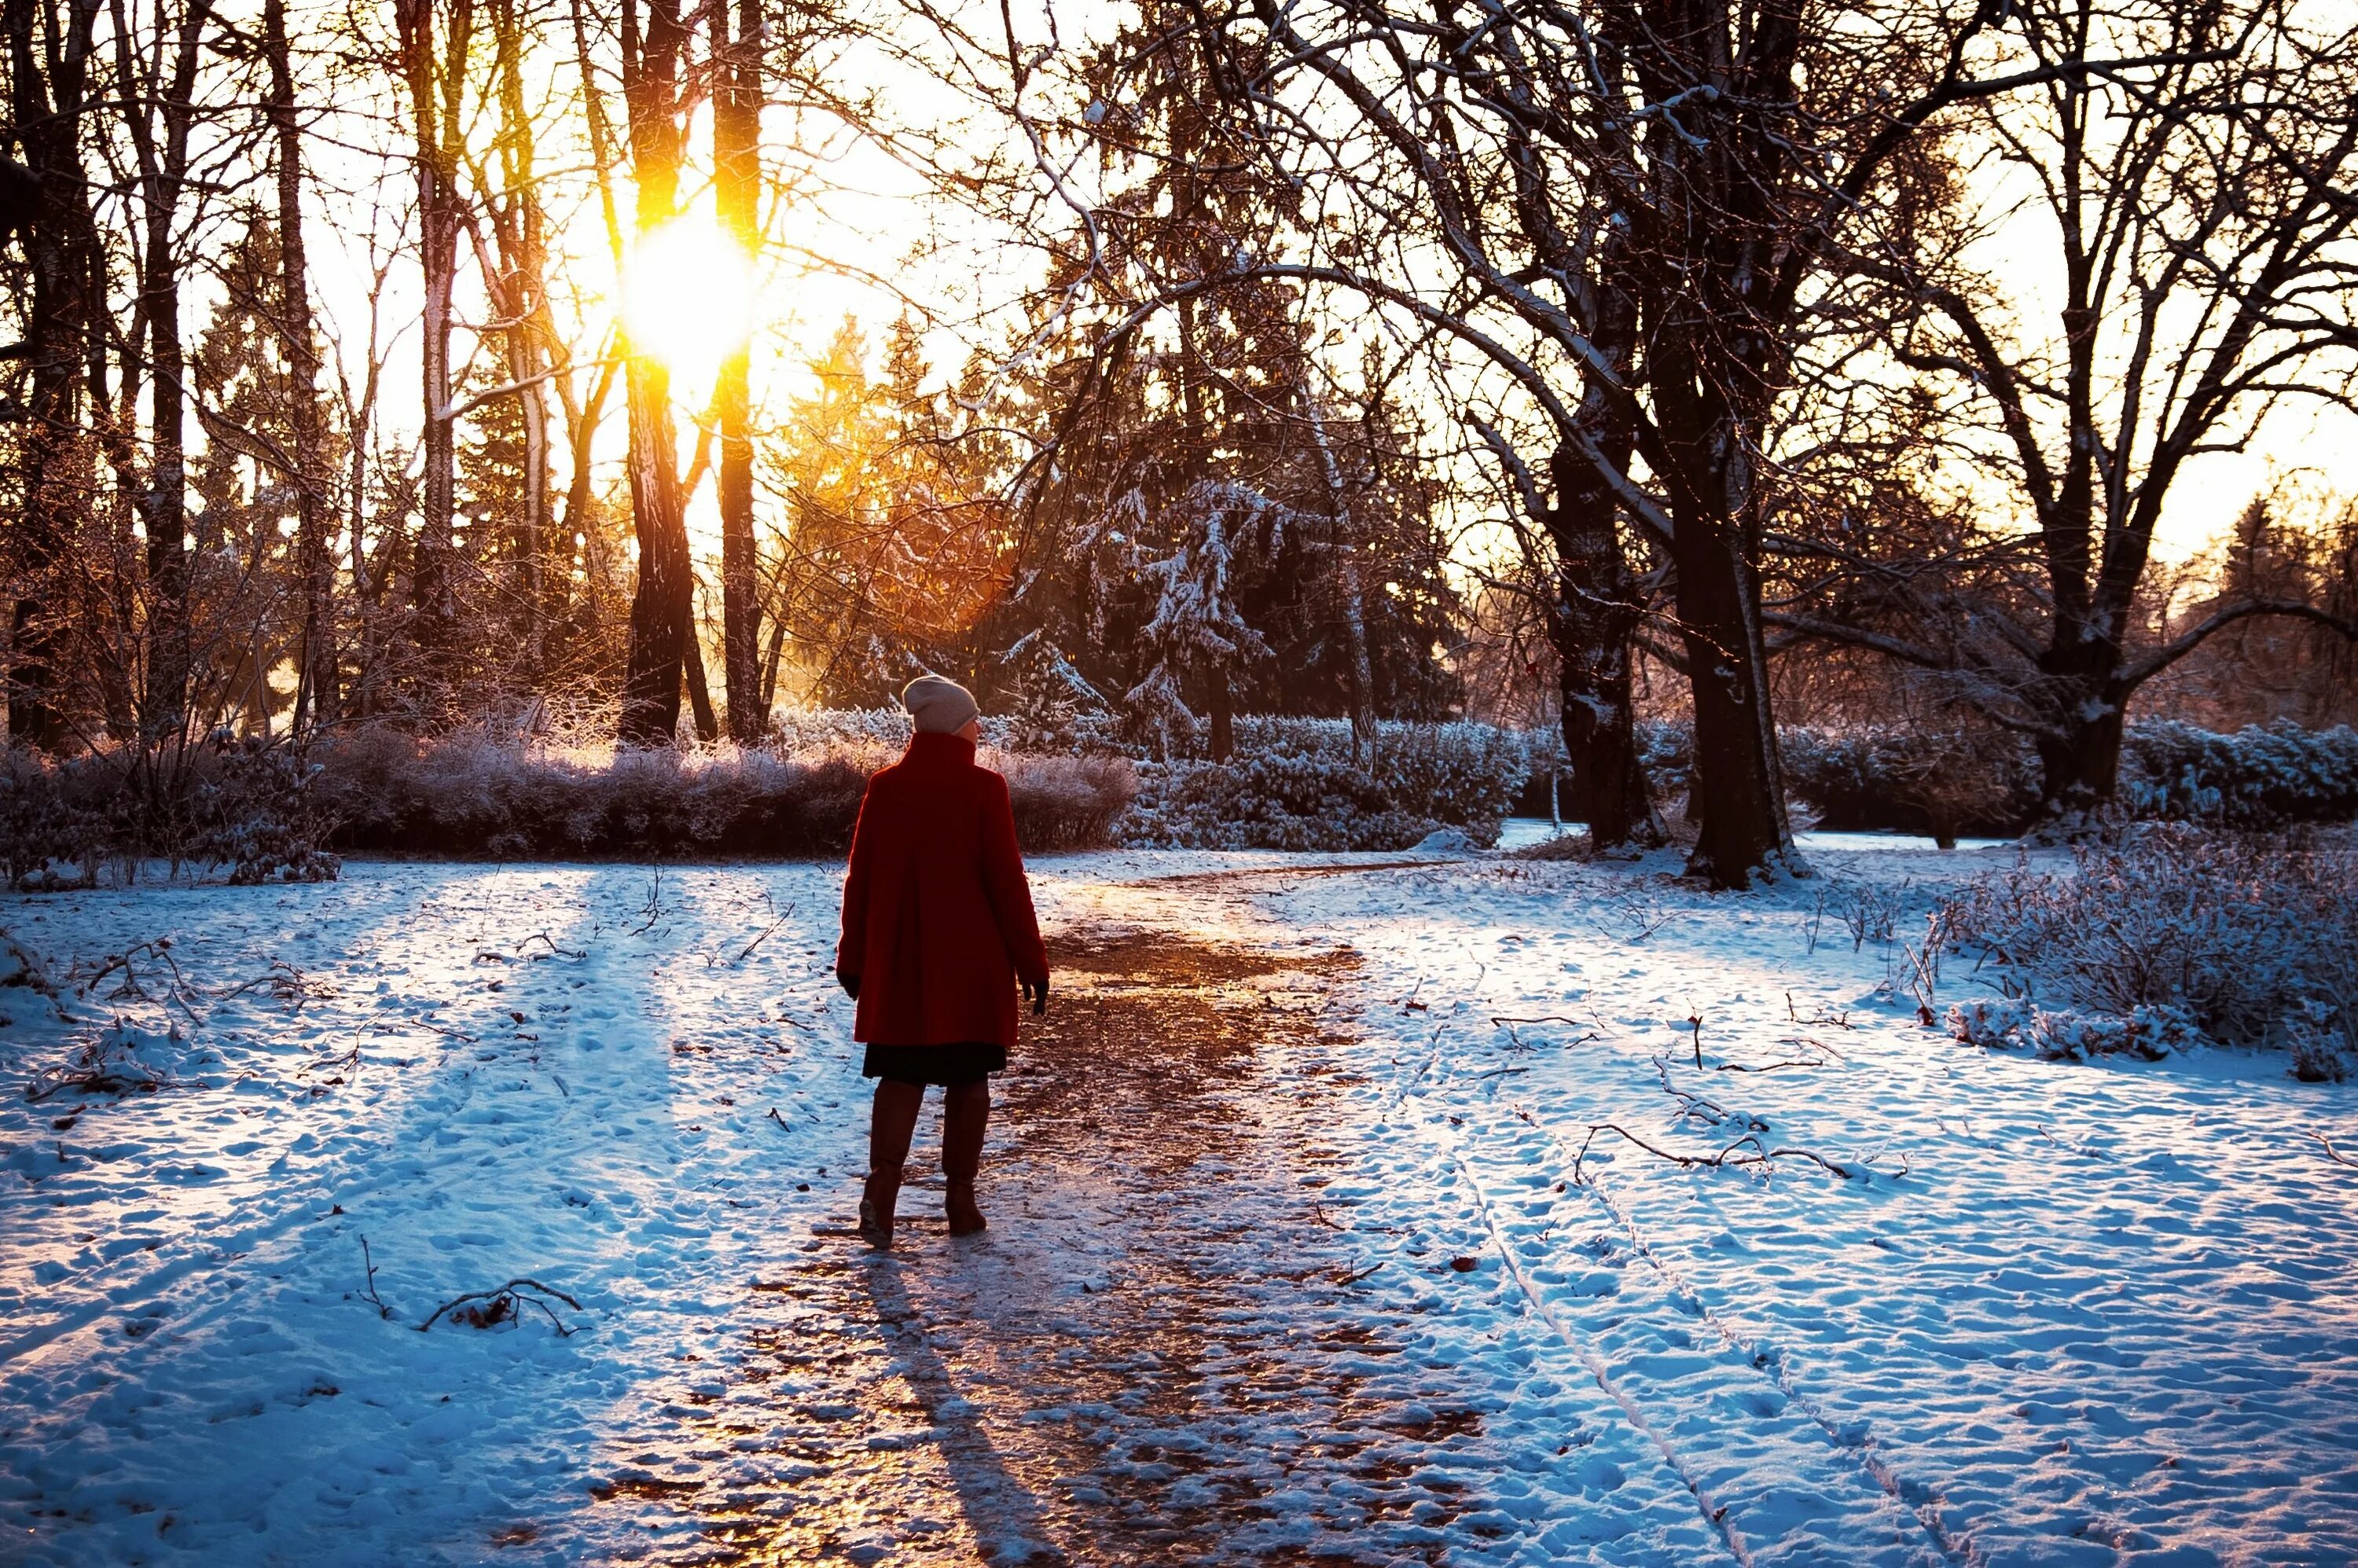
[1116,719,1531,850]
[310,728,1135,859]
[1943,825,2358,1070]
[0,736,339,888]
[2120,721,2358,828]
[317,732,876,858]
[999,753,1139,851]
[1783,725,2043,839]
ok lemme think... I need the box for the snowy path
[2,849,2356,1565]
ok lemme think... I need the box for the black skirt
[862,1041,1008,1087]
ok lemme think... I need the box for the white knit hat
[901,674,981,735]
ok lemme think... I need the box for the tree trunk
[615,0,693,747]
[714,0,762,743]
[487,0,549,685]
[1672,514,1791,887]
[397,0,465,718]
[264,0,333,732]
[4,0,101,751]
[116,0,213,740]
[2033,643,2129,818]
[1544,447,1658,850]
[1207,674,1233,762]
[1303,397,1376,762]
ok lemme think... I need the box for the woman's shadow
[859,1249,1071,1566]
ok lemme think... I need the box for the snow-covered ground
[2,843,2355,1565]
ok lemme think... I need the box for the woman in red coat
[836,675,1049,1246]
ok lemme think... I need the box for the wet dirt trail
[608,905,1515,1566]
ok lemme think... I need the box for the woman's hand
[1022,977,1049,1016]
[838,971,861,1000]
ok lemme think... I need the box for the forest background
[4,0,2356,886]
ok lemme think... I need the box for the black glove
[1022,976,1048,1016]
[839,971,861,1001]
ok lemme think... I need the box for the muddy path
[606,916,1513,1566]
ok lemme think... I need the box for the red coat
[836,732,1049,1048]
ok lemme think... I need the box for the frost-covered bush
[1773,720,2358,836]
[996,753,1138,851]
[0,736,337,888]
[2119,721,2358,828]
[1121,755,1438,850]
[318,732,873,857]
[1945,997,2202,1062]
[1944,826,2358,1070]
[1783,725,2043,839]
[0,747,109,887]
[311,726,1136,857]
[1115,718,1532,850]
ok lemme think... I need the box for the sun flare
[621,216,755,380]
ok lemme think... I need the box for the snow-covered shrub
[1113,718,1531,850]
[2120,721,2358,828]
[1121,754,1437,850]
[1945,826,2358,1069]
[0,747,108,888]
[997,753,1138,851]
[311,725,1137,857]
[315,732,873,857]
[0,736,336,887]
[766,705,1019,758]
[1781,725,2042,838]
[185,736,341,884]
[1945,997,2199,1061]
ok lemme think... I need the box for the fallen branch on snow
[2310,1132,2358,1170]
[419,1278,583,1336]
[68,939,204,1026]
[1572,1122,1863,1185]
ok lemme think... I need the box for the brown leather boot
[942,1081,990,1236]
[862,1080,924,1247]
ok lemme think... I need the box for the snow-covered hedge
[1942,825,2358,1076]
[2118,721,2358,827]
[1781,725,2043,838]
[1771,720,2358,835]
[1117,719,1531,850]
[310,729,1132,859]
[1,736,340,888]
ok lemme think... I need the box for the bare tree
[1165,0,2187,879]
[1772,0,2358,817]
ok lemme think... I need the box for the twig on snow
[1332,1261,1383,1286]
[1650,1054,1763,1132]
[1713,1038,1838,1074]
[1572,1122,1861,1185]
[359,1236,394,1320]
[726,898,795,966]
[1787,992,1853,1030]
[766,1107,789,1132]
[2309,1132,2358,1170]
[419,1278,583,1335]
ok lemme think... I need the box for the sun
[621,215,755,381]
